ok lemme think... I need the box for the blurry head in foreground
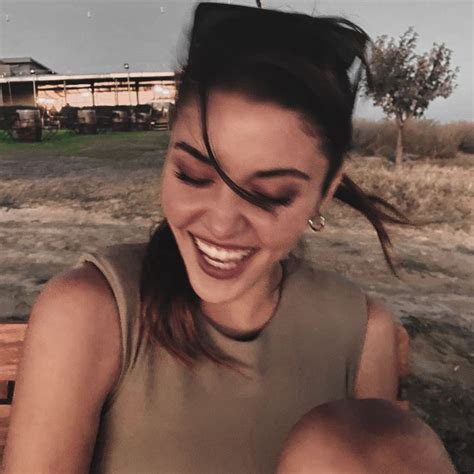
[276,399,457,474]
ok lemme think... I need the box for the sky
[0,0,472,122]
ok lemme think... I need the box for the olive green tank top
[77,242,368,474]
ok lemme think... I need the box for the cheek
[260,192,318,251]
[252,208,310,253]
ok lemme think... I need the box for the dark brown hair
[140,3,409,367]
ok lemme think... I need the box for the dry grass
[336,155,474,228]
[353,119,474,159]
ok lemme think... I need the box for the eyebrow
[174,141,311,181]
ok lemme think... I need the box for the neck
[200,261,283,334]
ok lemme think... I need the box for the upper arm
[2,263,122,474]
[353,296,399,401]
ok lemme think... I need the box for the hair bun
[188,2,370,76]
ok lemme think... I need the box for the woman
[3,3,455,473]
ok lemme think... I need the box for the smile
[190,233,257,277]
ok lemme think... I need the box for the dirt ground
[0,133,473,472]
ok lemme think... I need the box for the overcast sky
[0,0,472,122]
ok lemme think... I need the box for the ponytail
[335,174,411,274]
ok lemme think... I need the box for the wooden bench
[0,323,28,461]
[0,322,409,462]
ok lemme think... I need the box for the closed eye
[253,191,294,207]
[174,170,213,187]
[174,170,295,208]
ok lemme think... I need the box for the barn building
[0,58,175,108]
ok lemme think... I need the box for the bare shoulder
[25,261,122,370]
[23,260,123,405]
[31,261,117,318]
[353,296,399,401]
[3,263,122,472]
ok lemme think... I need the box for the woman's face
[160,90,333,304]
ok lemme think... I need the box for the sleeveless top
[76,242,368,474]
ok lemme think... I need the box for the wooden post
[114,79,118,106]
[32,78,37,106]
[91,83,96,107]
[127,73,132,106]
[135,81,140,105]
[7,81,13,105]
[63,80,68,106]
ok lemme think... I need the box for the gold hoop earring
[308,215,326,232]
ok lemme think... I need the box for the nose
[204,183,247,240]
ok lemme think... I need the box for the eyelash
[174,170,212,187]
[174,170,294,207]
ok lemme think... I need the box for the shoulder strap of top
[75,242,148,408]
[287,257,369,396]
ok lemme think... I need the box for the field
[1,131,473,472]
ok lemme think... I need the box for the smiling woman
[2,2,456,474]
[160,92,329,312]
[140,3,408,364]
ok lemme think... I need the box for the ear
[317,168,343,214]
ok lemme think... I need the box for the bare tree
[364,27,459,166]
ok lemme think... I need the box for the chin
[171,226,273,305]
[187,273,243,305]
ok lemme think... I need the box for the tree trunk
[395,120,404,167]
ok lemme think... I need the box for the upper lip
[190,233,257,251]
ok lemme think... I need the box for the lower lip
[191,235,256,280]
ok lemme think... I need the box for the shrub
[352,119,474,160]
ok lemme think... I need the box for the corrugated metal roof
[0,71,175,84]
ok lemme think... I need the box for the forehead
[170,90,328,179]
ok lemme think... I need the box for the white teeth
[202,254,239,269]
[193,236,253,262]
